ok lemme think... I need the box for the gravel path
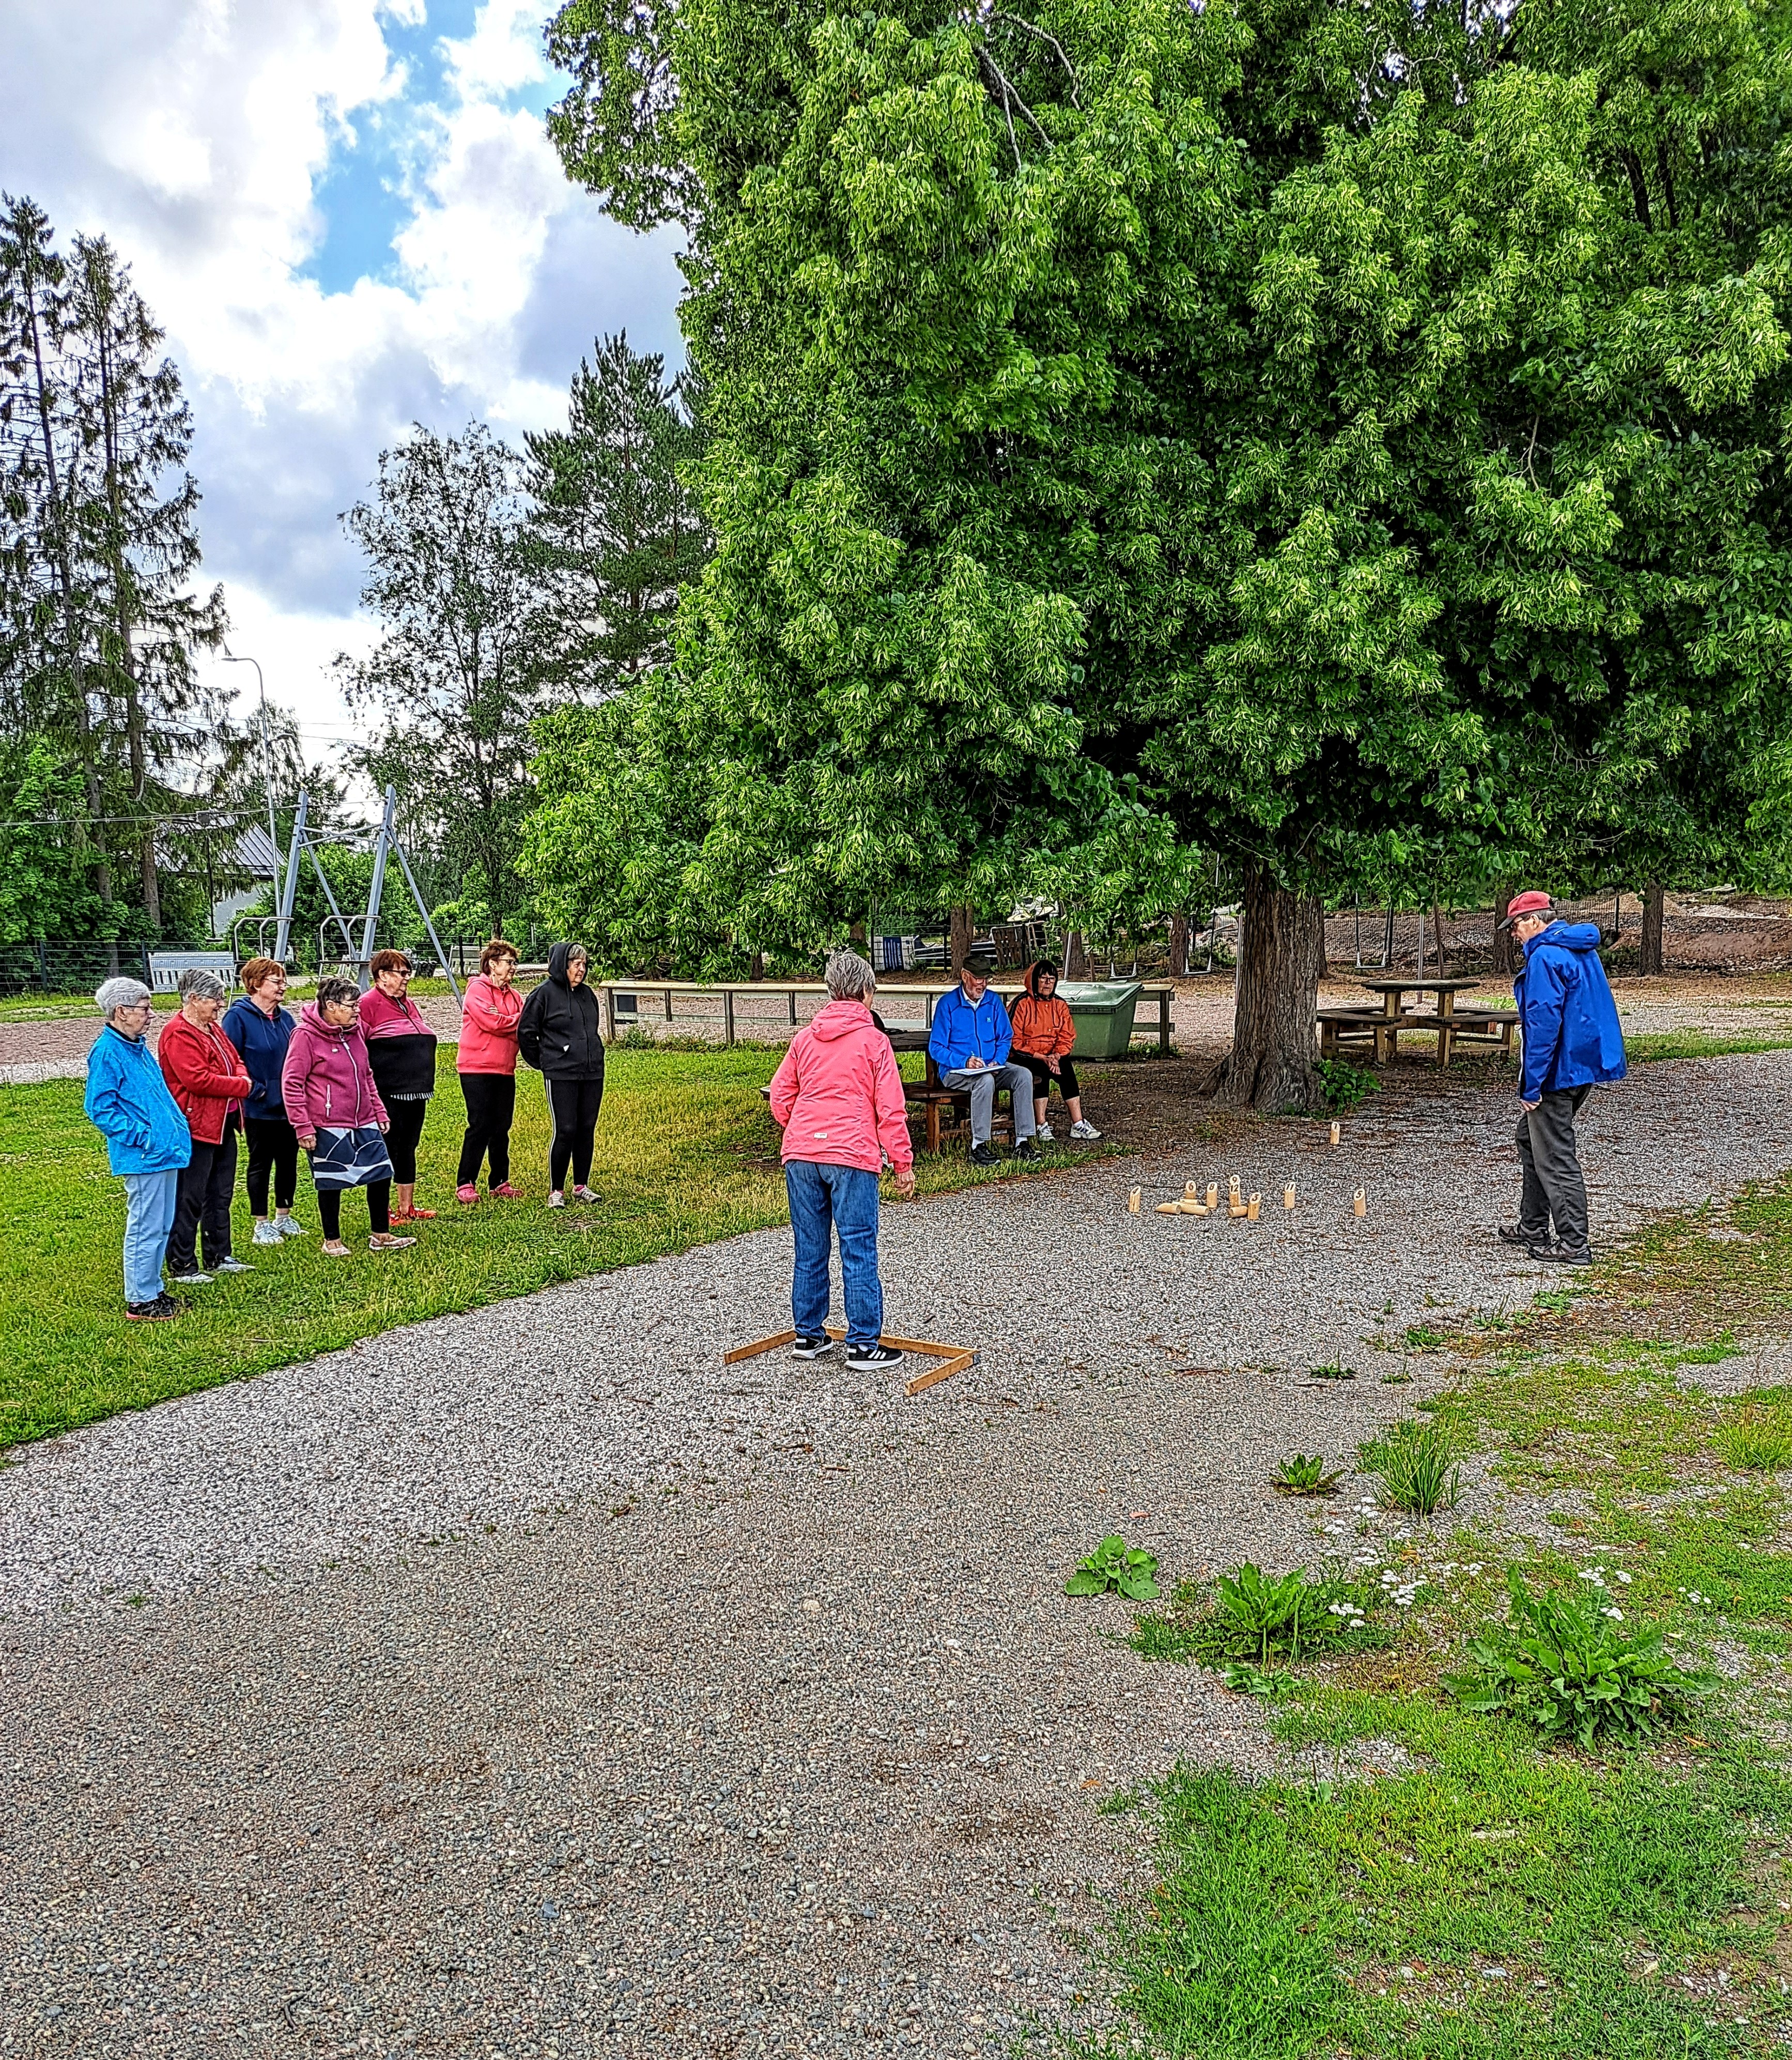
[3,1051,1791,2058]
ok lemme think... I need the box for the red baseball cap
[1499,890,1553,931]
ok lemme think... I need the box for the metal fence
[0,939,155,999]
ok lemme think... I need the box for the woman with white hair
[157,965,255,1286]
[766,948,915,1370]
[83,976,191,1321]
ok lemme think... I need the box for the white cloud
[6,0,685,748]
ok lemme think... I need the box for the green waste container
[1054,979,1143,1060]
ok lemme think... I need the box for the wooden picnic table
[1319,976,1518,1067]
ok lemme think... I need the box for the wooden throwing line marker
[722,1328,978,1397]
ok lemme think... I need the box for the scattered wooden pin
[1128,1186,1141,1215]
[1330,1120,1341,1146]
[1247,1192,1261,1221]
[1284,1183,1297,1211]
[1156,1201,1181,1216]
[1179,1198,1208,1216]
[1353,1187,1367,1218]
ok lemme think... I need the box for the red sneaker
[489,1182,521,1200]
[455,1183,480,1206]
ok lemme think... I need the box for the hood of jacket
[809,997,874,1041]
[546,941,582,987]
[1528,921,1603,957]
[299,999,358,1044]
[1022,962,1058,998]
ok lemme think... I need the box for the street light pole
[222,651,281,880]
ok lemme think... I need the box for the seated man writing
[1010,959,1102,1141]
[927,956,1038,1167]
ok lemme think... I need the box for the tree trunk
[1214,865,1325,1111]
[1065,928,1087,979]
[1430,902,1449,977]
[1168,912,1189,978]
[949,903,974,976]
[1641,880,1666,976]
[1491,885,1520,976]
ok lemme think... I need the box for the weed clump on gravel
[1131,1562,1384,1667]
[1065,1535,1161,1600]
[1272,1453,1342,1496]
[1716,1405,1792,1473]
[1358,1416,1466,1515]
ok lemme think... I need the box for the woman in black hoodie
[517,941,605,1206]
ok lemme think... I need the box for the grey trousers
[1516,1084,1593,1253]
[941,1063,1037,1146]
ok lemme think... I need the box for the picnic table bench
[1319,977,1519,1066]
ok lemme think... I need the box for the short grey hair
[96,976,152,1014]
[825,949,876,1002]
[177,965,227,1002]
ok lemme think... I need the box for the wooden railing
[595,980,1176,1051]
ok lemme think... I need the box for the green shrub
[1447,1570,1718,1749]
[1066,1535,1161,1601]
[1315,1057,1380,1112]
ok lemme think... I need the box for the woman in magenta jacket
[455,937,524,1203]
[281,978,413,1257]
[766,949,914,1372]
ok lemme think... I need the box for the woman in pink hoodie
[767,950,915,1371]
[281,978,414,1258]
[454,937,524,1203]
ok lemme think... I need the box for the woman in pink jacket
[767,949,915,1371]
[280,978,414,1258]
[455,937,524,1203]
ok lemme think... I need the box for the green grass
[1627,1029,1792,1064]
[1083,1171,1792,2059]
[0,1046,1080,1449]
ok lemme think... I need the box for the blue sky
[6,0,686,744]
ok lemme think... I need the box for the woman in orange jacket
[1008,961,1102,1142]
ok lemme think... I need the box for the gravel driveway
[4,1051,1790,2058]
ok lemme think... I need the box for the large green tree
[546,0,1792,1102]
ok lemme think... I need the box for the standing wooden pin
[1330,1120,1341,1147]
[1284,1184,1296,1210]
[1247,1192,1261,1221]
[1353,1187,1367,1218]
[1185,1181,1201,1200]
[1128,1186,1141,1215]
[1206,1182,1219,1210]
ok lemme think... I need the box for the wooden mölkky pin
[1330,1120,1341,1146]
[1185,1180,1201,1200]
[1128,1186,1141,1215]
[1284,1183,1296,1210]
[1353,1187,1367,1218]
[1246,1193,1261,1221]
[1206,1182,1219,1209]
[1156,1201,1181,1215]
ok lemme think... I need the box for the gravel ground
[3,1051,1792,2058]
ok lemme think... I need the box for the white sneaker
[548,1190,566,1210]
[1070,1119,1103,1140]
[275,1215,307,1239]
[216,1256,255,1273]
[171,1271,212,1286]
[1036,1123,1055,1142]
[251,1221,282,1247]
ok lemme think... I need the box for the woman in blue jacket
[223,957,305,1247]
[84,976,193,1321]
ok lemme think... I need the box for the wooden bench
[903,1054,1018,1154]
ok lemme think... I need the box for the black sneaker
[968,1143,998,1168]
[1534,1243,1595,1267]
[152,1292,183,1317]
[125,1298,177,1323]
[845,1342,903,1370]
[1498,1222,1550,1248]
[1014,1137,1040,1160]
[791,1335,833,1360]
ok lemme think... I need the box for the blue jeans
[120,1169,180,1304]
[785,1159,884,1346]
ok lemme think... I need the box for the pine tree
[523,332,708,698]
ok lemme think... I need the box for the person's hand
[894,1167,917,1199]
[296,1131,316,1150]
[964,1053,984,1070]
[378,1119,390,1133]
[1520,1098,1539,1112]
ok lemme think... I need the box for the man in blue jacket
[1499,891,1627,1265]
[928,957,1038,1167]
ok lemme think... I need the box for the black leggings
[457,1073,516,1188]
[547,1074,604,1190]
[1016,1052,1080,1103]
[318,1181,392,1240]
[382,1097,429,1185]
[168,1123,238,1273]
[243,1115,299,1214]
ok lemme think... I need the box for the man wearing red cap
[1497,891,1627,1264]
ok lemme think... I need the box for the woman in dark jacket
[517,941,604,1207]
[223,957,305,1245]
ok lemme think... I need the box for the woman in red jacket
[158,966,256,1285]
[455,937,524,1203]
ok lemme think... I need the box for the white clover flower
[1465,1563,1483,1575]
[1602,1607,1624,1621]
[1615,1570,1632,1584]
